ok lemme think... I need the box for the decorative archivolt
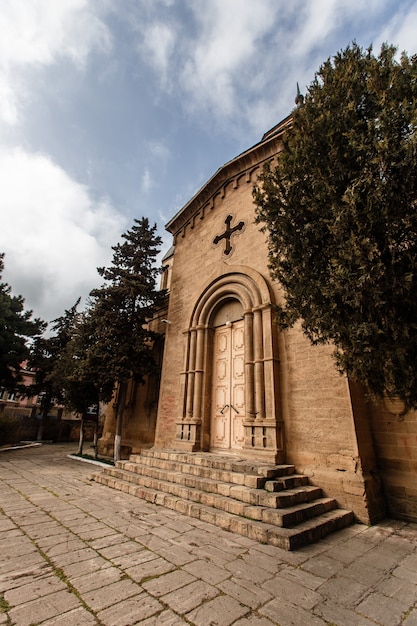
[189,266,274,329]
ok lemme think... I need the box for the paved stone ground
[1,444,417,626]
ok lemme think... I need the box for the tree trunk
[77,417,85,455]
[36,417,44,442]
[92,400,99,460]
[36,407,48,442]
[114,382,128,462]
[93,426,98,460]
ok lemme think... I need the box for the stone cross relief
[213,214,245,256]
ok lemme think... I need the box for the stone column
[175,325,202,450]
[244,311,255,421]
[185,328,197,418]
[262,306,277,420]
[192,326,205,421]
[253,307,265,420]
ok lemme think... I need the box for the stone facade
[99,116,416,525]
[370,398,417,522]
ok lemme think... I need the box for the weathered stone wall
[99,374,161,458]
[370,402,417,522]
[98,313,166,458]
[277,323,385,523]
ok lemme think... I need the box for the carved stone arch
[175,267,285,463]
[191,266,274,327]
[194,279,253,327]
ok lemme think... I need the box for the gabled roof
[165,114,292,237]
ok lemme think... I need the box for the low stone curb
[67,453,114,468]
[0,442,42,453]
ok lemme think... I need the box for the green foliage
[0,253,46,389]
[33,217,165,428]
[39,299,100,416]
[58,309,104,414]
[82,217,166,403]
[254,43,417,407]
[25,299,81,417]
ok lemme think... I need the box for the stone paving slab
[404,610,417,626]
[233,617,276,626]
[4,575,67,606]
[0,443,417,625]
[141,570,196,597]
[139,608,188,625]
[70,566,124,594]
[7,589,81,626]
[96,594,163,625]
[186,594,248,626]
[41,606,99,626]
[160,579,219,614]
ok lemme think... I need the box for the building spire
[295,82,304,107]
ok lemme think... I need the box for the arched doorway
[174,268,285,463]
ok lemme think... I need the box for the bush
[0,414,23,446]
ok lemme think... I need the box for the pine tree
[86,217,165,460]
[254,43,417,407]
[0,253,45,390]
[58,310,103,457]
[26,299,81,440]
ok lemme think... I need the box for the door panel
[230,321,245,448]
[211,326,231,448]
[210,320,245,450]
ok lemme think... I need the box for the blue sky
[0,0,416,325]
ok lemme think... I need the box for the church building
[97,115,417,535]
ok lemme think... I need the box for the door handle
[230,404,240,414]
[220,404,229,414]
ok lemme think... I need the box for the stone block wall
[277,325,383,523]
[371,403,417,522]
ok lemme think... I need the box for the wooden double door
[210,320,245,450]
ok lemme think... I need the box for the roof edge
[165,114,292,235]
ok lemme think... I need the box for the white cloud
[140,21,177,86]
[0,147,126,323]
[291,0,403,60]
[0,79,20,126]
[181,0,279,117]
[0,0,112,125]
[376,3,417,54]
[131,0,417,138]
[141,167,154,193]
[149,140,171,161]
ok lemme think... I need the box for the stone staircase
[91,449,354,550]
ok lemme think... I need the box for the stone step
[257,486,324,508]
[120,458,269,489]
[131,449,295,478]
[264,475,310,491]
[91,471,354,551]
[118,460,307,496]
[267,509,355,551]
[91,449,354,550]
[97,466,336,527]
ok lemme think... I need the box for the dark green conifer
[254,43,417,407]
